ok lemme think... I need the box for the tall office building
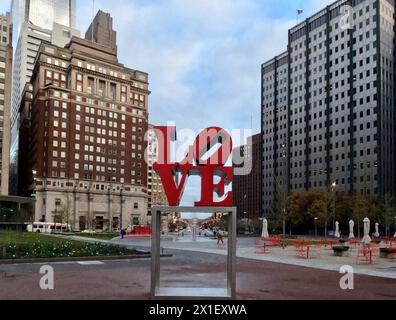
[147,125,168,220]
[9,0,79,195]
[233,134,261,219]
[0,13,12,195]
[85,10,117,55]
[18,11,150,231]
[262,0,395,216]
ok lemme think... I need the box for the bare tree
[53,194,73,231]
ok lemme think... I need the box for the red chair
[254,238,269,254]
[356,246,380,265]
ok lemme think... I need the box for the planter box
[380,248,396,259]
[333,246,350,257]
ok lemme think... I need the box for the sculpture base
[150,206,237,299]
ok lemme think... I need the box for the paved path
[62,235,396,280]
[1,249,396,300]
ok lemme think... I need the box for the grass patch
[0,232,139,260]
[74,232,119,240]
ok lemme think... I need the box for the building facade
[19,14,150,231]
[233,134,261,219]
[147,125,168,219]
[262,0,395,215]
[85,10,117,55]
[0,14,12,195]
[9,0,78,195]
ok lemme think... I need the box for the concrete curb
[0,254,173,265]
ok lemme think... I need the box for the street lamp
[282,208,286,249]
[31,170,38,227]
[314,217,318,238]
[243,211,249,235]
[331,181,336,233]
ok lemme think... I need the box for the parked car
[203,229,214,237]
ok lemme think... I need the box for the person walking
[217,228,224,245]
[120,228,126,240]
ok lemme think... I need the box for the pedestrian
[120,228,126,240]
[217,228,224,245]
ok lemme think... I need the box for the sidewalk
[57,235,396,279]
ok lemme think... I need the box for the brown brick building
[233,134,262,220]
[18,12,150,231]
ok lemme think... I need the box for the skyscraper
[0,13,12,195]
[9,0,79,195]
[262,0,395,216]
[233,134,261,220]
[18,11,150,231]
[85,10,117,55]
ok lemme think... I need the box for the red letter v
[153,163,191,206]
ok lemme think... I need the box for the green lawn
[0,232,139,260]
[0,232,68,245]
[74,232,119,240]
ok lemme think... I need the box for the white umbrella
[261,218,269,238]
[348,220,355,239]
[335,221,340,238]
[373,222,380,238]
[362,217,371,245]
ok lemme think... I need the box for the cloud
[0,0,334,207]
[75,1,300,136]
[73,0,332,207]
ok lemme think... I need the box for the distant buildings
[233,134,261,219]
[262,0,396,216]
[0,13,12,195]
[18,10,150,231]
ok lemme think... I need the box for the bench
[356,246,380,265]
[293,241,321,259]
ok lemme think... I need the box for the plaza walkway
[63,235,396,280]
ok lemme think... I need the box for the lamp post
[243,211,249,235]
[280,142,287,248]
[314,217,318,238]
[331,181,336,233]
[120,185,124,231]
[32,170,37,228]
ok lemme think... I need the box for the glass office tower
[9,0,77,195]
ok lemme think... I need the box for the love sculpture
[153,126,233,206]
[150,126,236,299]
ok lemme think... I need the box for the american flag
[297,9,304,15]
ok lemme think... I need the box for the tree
[54,194,73,231]
[15,206,32,232]
[308,195,329,238]
[352,193,370,238]
[381,194,396,237]
[287,190,321,232]
[270,175,289,234]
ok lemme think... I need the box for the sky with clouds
[0,0,332,210]
[0,0,332,137]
